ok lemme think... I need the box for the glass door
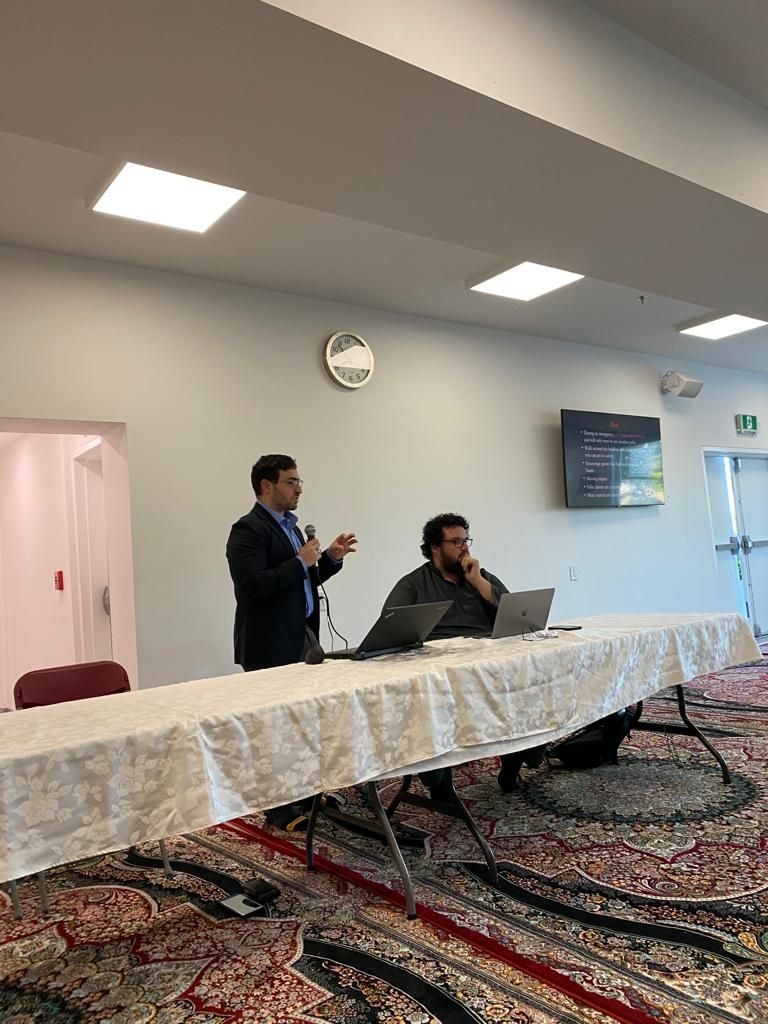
[705,455,748,621]
[733,458,768,638]
[704,454,768,637]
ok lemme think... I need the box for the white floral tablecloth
[0,612,759,884]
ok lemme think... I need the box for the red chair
[14,660,130,709]
[7,660,172,920]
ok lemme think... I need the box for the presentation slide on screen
[561,409,665,508]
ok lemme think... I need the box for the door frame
[69,436,113,663]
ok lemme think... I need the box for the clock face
[324,332,374,389]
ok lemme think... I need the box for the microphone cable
[320,582,349,651]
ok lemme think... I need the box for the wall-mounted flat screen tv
[561,409,665,508]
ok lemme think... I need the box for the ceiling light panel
[92,162,246,233]
[678,314,768,339]
[470,261,584,301]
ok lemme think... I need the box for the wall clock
[324,332,374,389]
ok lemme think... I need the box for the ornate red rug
[2,832,631,1022]
[228,652,768,1023]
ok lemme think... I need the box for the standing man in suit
[226,453,356,829]
[227,453,357,671]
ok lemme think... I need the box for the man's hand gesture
[328,532,358,560]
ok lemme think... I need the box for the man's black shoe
[428,778,456,802]
[497,767,519,793]
[264,793,341,832]
[498,752,525,792]
[264,805,310,832]
[522,744,547,769]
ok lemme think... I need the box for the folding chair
[13,660,132,708]
[7,660,173,920]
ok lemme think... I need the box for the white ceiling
[582,0,768,111]
[1,0,768,372]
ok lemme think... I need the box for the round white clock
[324,332,374,389]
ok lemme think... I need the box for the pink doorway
[0,418,137,706]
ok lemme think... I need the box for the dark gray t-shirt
[383,561,509,639]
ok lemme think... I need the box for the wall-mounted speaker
[660,371,703,398]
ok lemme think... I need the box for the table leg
[320,789,428,847]
[386,774,413,819]
[632,687,731,784]
[36,871,49,915]
[304,770,497,916]
[8,880,22,919]
[305,793,323,872]
[386,769,498,884]
[676,685,731,784]
[158,839,174,877]
[365,782,418,919]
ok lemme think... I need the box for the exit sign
[736,414,758,433]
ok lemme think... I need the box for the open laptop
[326,601,452,660]
[491,588,556,639]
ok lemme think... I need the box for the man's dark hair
[421,513,470,559]
[251,454,297,495]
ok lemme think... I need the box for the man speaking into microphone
[226,454,357,831]
[226,453,357,672]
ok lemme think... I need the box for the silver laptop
[491,588,555,639]
[326,601,452,660]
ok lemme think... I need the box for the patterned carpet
[2,648,767,1022]
[1,834,624,1023]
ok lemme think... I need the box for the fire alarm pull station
[54,570,64,590]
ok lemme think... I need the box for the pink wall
[0,518,7,705]
[0,423,138,705]
[0,434,81,705]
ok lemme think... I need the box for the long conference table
[0,612,761,899]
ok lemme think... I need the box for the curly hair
[250,454,297,495]
[421,513,470,559]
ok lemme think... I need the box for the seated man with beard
[384,512,545,796]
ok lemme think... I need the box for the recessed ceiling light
[91,162,246,233]
[677,313,768,339]
[469,261,584,301]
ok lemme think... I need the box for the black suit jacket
[226,502,343,670]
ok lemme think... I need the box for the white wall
[1,243,767,687]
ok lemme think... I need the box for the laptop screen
[357,601,452,657]
[491,588,555,639]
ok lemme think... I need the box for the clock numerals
[324,332,374,389]
[331,335,358,356]
[338,368,367,383]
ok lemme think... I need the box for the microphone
[305,523,317,541]
[304,643,325,665]
[303,624,325,664]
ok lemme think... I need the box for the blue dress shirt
[258,501,314,617]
